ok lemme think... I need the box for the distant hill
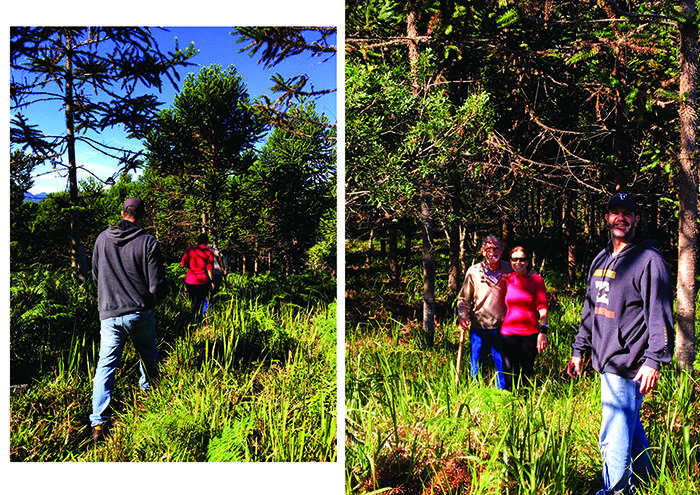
[24,192,48,203]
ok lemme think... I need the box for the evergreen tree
[235,26,337,134]
[144,64,266,246]
[10,27,197,280]
[237,102,336,274]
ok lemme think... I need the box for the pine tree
[10,27,197,280]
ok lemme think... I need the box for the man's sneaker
[91,424,104,444]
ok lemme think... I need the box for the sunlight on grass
[345,308,700,495]
[10,276,337,463]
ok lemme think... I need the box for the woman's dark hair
[197,233,209,245]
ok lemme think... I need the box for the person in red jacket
[181,233,215,324]
[500,245,549,391]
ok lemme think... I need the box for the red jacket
[181,244,214,285]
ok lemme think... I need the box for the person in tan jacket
[456,236,512,389]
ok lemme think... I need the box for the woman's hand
[537,332,548,353]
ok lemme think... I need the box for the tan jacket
[457,260,513,329]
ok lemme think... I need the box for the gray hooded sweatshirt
[92,219,168,320]
[572,239,674,379]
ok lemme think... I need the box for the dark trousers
[501,333,539,391]
[185,283,210,323]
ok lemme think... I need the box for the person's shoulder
[138,230,159,247]
[95,227,109,241]
[466,262,481,274]
[638,239,663,255]
[628,239,667,262]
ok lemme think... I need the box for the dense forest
[345,0,696,360]
[9,27,338,463]
[345,1,699,494]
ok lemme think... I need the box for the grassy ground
[10,273,337,462]
[345,318,699,495]
[345,244,700,495]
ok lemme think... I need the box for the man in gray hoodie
[89,197,168,443]
[567,192,674,495]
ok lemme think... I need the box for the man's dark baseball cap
[123,196,145,217]
[607,192,636,212]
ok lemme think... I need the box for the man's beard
[608,221,635,242]
[485,254,500,266]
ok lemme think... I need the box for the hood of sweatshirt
[104,219,146,247]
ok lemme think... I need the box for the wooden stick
[455,323,467,385]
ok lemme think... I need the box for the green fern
[207,417,255,462]
[497,8,520,28]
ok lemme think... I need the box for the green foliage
[10,150,36,211]
[207,416,255,462]
[345,305,700,495]
[307,207,338,274]
[10,265,100,383]
[235,101,336,273]
[10,274,337,463]
[145,64,265,245]
[346,50,494,225]
[225,270,336,308]
[9,174,146,271]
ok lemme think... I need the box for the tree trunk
[676,0,698,374]
[407,0,435,346]
[388,222,400,284]
[420,182,435,347]
[64,32,87,282]
[366,228,375,267]
[565,190,578,287]
[447,222,461,294]
[502,214,514,251]
[447,195,462,293]
[459,224,467,276]
[403,220,413,266]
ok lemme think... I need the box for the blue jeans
[597,373,653,495]
[90,310,158,426]
[470,327,506,390]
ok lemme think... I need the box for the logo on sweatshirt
[593,269,616,319]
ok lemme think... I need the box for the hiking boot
[91,424,105,444]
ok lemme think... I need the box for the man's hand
[537,333,548,353]
[633,365,659,394]
[567,356,581,378]
[459,318,469,331]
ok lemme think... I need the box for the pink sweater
[501,271,548,336]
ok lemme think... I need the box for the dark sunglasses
[511,257,527,262]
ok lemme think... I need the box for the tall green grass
[10,275,337,463]
[345,316,699,494]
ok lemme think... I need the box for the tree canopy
[346,0,697,362]
[10,27,197,279]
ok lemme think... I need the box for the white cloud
[28,159,133,195]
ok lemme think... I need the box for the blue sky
[12,26,338,194]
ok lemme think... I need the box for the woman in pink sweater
[500,246,549,391]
